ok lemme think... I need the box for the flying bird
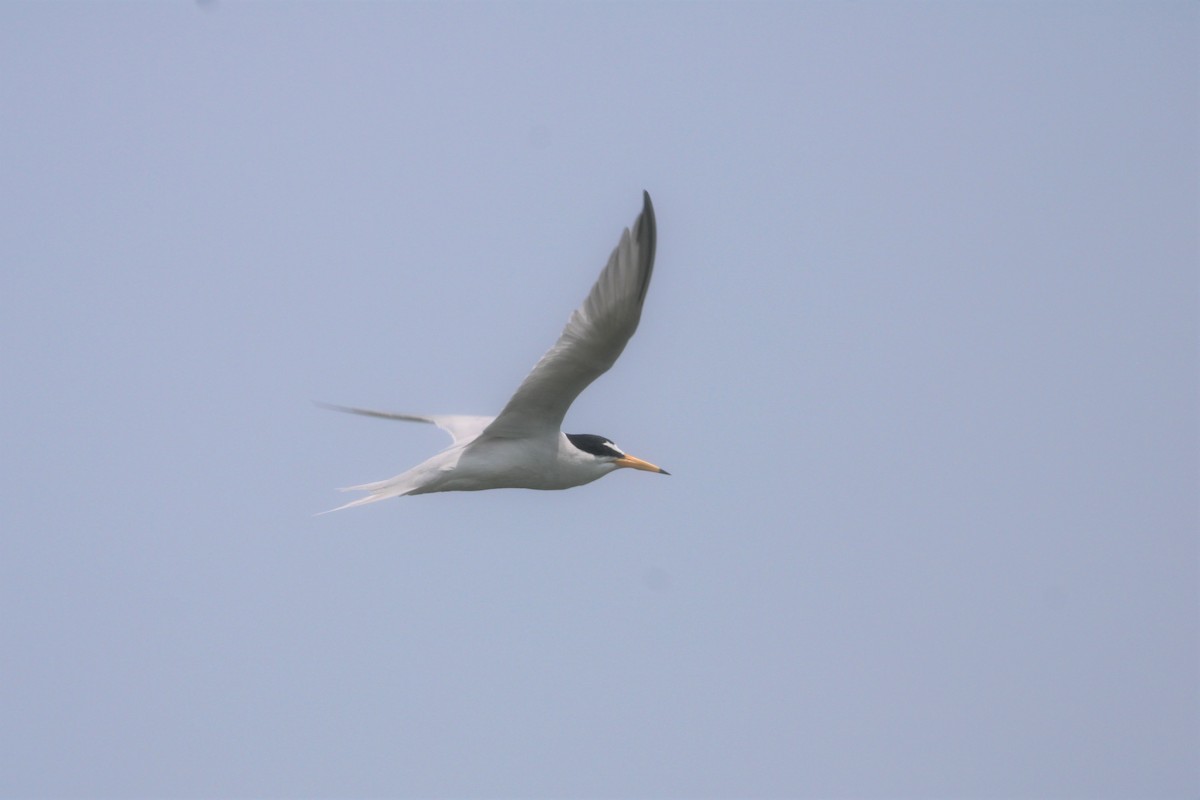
[321,191,667,511]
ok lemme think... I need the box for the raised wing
[315,402,493,445]
[481,192,657,440]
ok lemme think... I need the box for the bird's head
[566,433,669,475]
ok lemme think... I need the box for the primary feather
[480,191,656,440]
[313,402,493,445]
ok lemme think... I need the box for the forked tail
[318,473,421,514]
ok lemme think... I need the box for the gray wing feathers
[315,402,493,445]
[482,192,657,439]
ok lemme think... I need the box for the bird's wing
[480,191,657,440]
[315,402,493,445]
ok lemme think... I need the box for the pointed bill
[614,454,669,475]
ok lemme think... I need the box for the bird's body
[323,192,667,511]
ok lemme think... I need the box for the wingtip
[640,190,655,230]
[637,191,657,295]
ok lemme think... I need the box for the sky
[1,2,1196,797]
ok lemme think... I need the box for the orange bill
[614,455,670,475]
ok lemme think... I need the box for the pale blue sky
[1,2,1196,797]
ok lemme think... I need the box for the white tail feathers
[319,444,461,514]
[317,474,420,514]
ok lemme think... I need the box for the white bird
[321,191,667,511]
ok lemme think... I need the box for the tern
[322,191,667,510]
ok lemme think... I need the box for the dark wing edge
[314,401,437,426]
[316,402,496,445]
[480,191,658,439]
